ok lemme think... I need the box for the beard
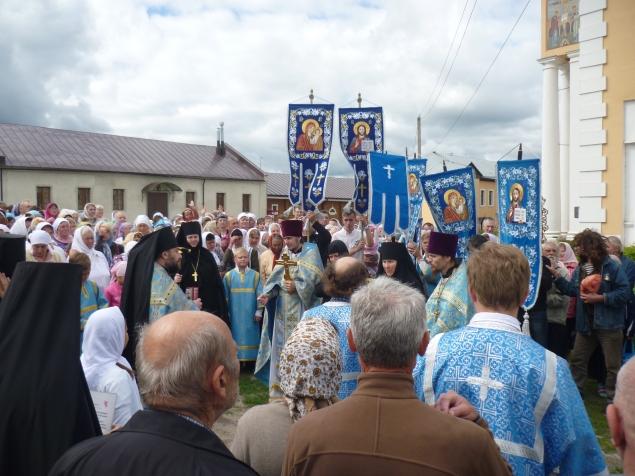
[163,257,179,274]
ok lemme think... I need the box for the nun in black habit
[176,221,229,325]
[377,241,428,299]
[0,262,101,476]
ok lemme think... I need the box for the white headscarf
[80,308,137,391]
[484,233,499,243]
[72,226,111,291]
[10,216,29,237]
[246,227,263,258]
[0,225,10,233]
[52,218,69,235]
[35,222,54,233]
[133,215,153,228]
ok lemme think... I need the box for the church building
[0,123,267,219]
[539,0,635,243]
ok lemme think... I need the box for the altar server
[417,243,607,475]
[223,247,263,361]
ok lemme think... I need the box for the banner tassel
[522,307,532,338]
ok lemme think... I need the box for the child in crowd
[223,247,263,362]
[105,262,127,308]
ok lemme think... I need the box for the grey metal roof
[423,151,496,179]
[0,122,265,181]
[267,172,355,200]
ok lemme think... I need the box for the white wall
[1,169,267,219]
[624,100,635,246]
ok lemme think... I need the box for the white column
[567,50,580,239]
[538,56,564,238]
[558,62,570,237]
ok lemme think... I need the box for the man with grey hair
[282,276,512,476]
[608,357,635,475]
[50,311,258,476]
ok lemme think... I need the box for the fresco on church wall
[547,0,580,49]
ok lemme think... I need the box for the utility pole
[417,115,422,158]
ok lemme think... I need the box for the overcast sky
[0,0,542,177]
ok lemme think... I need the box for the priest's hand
[174,273,182,284]
[545,264,559,279]
[193,298,202,309]
[306,210,318,224]
[581,292,604,304]
[434,390,479,423]
[285,280,297,293]
[254,314,262,323]
[257,293,269,305]
[408,242,422,260]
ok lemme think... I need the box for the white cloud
[0,0,542,177]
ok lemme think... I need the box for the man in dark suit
[50,311,258,476]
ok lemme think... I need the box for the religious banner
[367,151,409,236]
[405,157,427,243]
[497,158,542,309]
[287,104,334,211]
[420,167,477,258]
[339,107,384,214]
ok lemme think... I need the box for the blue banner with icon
[339,107,384,214]
[497,158,542,309]
[420,167,477,258]
[287,104,334,211]
[405,158,427,243]
[368,151,409,236]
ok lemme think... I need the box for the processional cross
[275,252,298,281]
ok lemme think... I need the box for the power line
[411,0,472,154]
[420,0,478,120]
[417,0,471,118]
[428,0,532,153]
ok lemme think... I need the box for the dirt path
[212,395,249,448]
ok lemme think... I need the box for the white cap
[29,230,53,245]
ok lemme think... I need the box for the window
[78,188,91,210]
[242,194,251,213]
[113,189,125,211]
[574,206,580,219]
[36,187,50,209]
[480,189,485,207]
[186,192,196,207]
[272,204,279,212]
[216,193,225,210]
[488,190,494,207]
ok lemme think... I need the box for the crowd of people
[1,198,634,475]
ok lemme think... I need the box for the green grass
[239,365,269,407]
[584,379,618,457]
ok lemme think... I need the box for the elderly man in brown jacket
[282,276,512,476]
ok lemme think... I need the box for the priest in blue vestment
[425,231,475,337]
[255,220,323,397]
[415,243,607,476]
[120,226,200,368]
[302,257,368,399]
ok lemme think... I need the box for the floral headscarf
[279,318,342,422]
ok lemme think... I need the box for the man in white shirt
[332,211,374,261]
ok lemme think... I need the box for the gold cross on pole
[275,252,298,281]
[359,183,367,197]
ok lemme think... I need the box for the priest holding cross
[255,220,323,397]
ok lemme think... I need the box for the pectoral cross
[315,173,325,186]
[359,183,367,197]
[384,164,395,179]
[275,252,298,281]
[192,271,198,282]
